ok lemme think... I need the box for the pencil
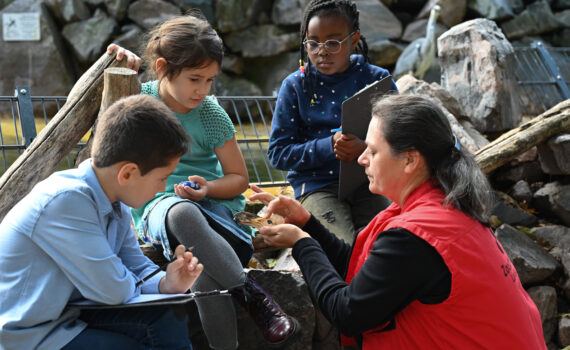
[330,127,342,133]
[135,246,194,287]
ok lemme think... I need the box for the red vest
[342,181,546,349]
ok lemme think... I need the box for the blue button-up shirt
[0,160,164,349]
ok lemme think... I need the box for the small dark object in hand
[178,181,200,190]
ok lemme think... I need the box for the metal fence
[0,91,288,187]
[1,41,568,182]
[513,41,570,116]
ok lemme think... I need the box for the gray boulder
[62,9,118,65]
[495,224,558,284]
[224,25,298,58]
[45,0,90,23]
[127,0,181,30]
[537,134,570,175]
[368,40,404,67]
[271,0,308,26]
[533,182,570,226]
[527,286,557,344]
[559,317,570,348]
[501,0,562,39]
[438,19,522,133]
[0,0,74,96]
[215,0,266,33]
[171,0,215,24]
[104,0,130,21]
[356,0,402,41]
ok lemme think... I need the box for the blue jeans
[62,305,192,350]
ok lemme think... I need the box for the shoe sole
[265,317,301,349]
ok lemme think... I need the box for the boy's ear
[155,57,167,77]
[351,30,361,50]
[117,162,140,186]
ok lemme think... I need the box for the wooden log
[0,53,137,221]
[74,67,140,165]
[475,99,570,174]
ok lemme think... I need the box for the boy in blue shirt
[0,95,203,349]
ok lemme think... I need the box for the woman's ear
[350,30,361,50]
[155,57,167,78]
[403,150,425,174]
[117,162,139,186]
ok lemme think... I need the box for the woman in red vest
[250,94,546,349]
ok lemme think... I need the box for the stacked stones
[1,0,569,348]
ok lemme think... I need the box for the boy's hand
[174,176,208,201]
[107,43,142,72]
[159,245,203,294]
[333,134,366,162]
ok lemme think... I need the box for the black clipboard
[338,76,393,200]
[67,290,230,309]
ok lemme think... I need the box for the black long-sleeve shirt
[292,215,452,343]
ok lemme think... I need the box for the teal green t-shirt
[131,81,247,235]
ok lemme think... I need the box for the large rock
[368,40,404,67]
[395,75,489,153]
[243,51,299,96]
[271,0,308,26]
[127,0,181,30]
[495,224,558,284]
[61,9,118,65]
[171,0,215,24]
[104,0,130,21]
[215,0,266,33]
[537,134,570,175]
[355,0,402,41]
[224,25,298,58]
[0,0,74,96]
[44,0,90,23]
[527,286,557,344]
[533,182,570,226]
[438,19,522,133]
[501,0,562,40]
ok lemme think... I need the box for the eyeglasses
[303,32,355,54]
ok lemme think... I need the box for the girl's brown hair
[143,14,223,81]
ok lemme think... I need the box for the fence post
[531,41,570,99]
[15,86,37,147]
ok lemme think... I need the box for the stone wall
[0,0,568,98]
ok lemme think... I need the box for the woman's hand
[258,224,310,248]
[333,134,366,162]
[174,176,208,202]
[159,245,203,294]
[106,43,142,72]
[249,184,311,227]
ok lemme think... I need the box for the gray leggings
[166,202,246,350]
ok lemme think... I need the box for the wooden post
[475,99,570,174]
[0,53,139,221]
[75,67,141,165]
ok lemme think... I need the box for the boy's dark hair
[143,14,223,81]
[92,95,190,175]
[300,0,370,101]
[371,94,494,225]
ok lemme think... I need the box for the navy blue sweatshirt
[268,55,397,198]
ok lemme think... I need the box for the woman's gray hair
[371,94,494,225]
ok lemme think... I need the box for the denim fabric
[299,183,390,243]
[140,195,252,265]
[62,306,192,350]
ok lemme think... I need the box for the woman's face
[358,117,408,201]
[305,15,359,75]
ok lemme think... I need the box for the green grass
[0,117,90,177]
